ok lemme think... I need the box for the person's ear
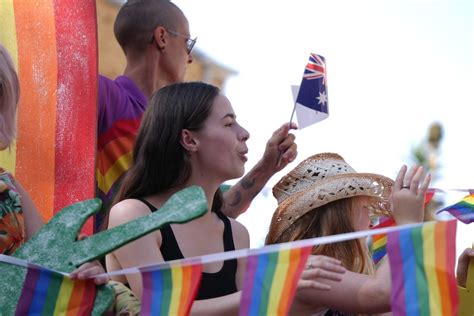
[152,26,167,50]
[180,129,199,152]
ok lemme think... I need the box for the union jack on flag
[303,53,327,85]
[293,53,329,129]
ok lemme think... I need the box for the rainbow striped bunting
[370,217,396,265]
[437,193,474,224]
[386,220,459,316]
[141,262,203,316]
[240,246,311,316]
[15,266,96,315]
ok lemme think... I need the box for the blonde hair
[270,196,375,275]
[0,44,20,149]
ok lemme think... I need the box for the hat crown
[273,153,356,204]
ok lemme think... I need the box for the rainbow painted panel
[240,246,311,316]
[386,220,459,316]
[15,266,96,315]
[141,263,203,316]
[0,0,97,234]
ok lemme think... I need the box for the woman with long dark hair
[106,82,347,314]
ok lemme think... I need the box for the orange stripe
[65,280,86,316]
[435,222,451,315]
[13,0,57,221]
[96,133,135,175]
[277,248,300,314]
[177,265,192,316]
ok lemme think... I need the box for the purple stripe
[387,230,407,316]
[239,254,259,316]
[98,75,147,134]
[15,267,41,315]
[141,271,152,315]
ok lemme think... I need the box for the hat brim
[266,173,394,244]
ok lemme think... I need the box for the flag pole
[276,99,298,167]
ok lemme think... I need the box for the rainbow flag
[370,190,436,265]
[240,246,311,316]
[437,194,474,224]
[15,266,96,315]
[386,220,459,316]
[0,0,97,234]
[141,263,203,316]
[370,217,396,265]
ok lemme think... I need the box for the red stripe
[444,220,459,314]
[53,0,97,234]
[77,280,97,316]
[306,63,324,72]
[97,117,142,149]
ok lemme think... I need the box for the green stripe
[161,269,172,315]
[258,251,278,315]
[41,273,64,316]
[411,226,430,316]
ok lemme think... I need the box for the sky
[173,0,473,251]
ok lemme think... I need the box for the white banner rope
[1,213,472,279]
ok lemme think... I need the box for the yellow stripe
[463,195,474,203]
[96,151,133,194]
[168,265,183,315]
[267,248,291,315]
[373,235,387,249]
[0,0,18,173]
[53,277,75,315]
[422,223,442,315]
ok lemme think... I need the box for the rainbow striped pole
[0,0,97,233]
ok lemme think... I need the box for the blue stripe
[399,228,420,316]
[151,270,163,315]
[249,253,269,315]
[28,269,53,314]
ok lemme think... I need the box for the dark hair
[114,0,181,53]
[115,81,220,202]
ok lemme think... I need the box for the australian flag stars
[294,53,329,129]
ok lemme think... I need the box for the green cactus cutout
[0,186,207,315]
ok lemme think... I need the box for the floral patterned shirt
[0,168,25,255]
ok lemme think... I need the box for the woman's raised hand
[391,165,431,225]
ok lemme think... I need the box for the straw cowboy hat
[266,153,394,244]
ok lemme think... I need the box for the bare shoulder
[228,217,250,249]
[108,199,152,228]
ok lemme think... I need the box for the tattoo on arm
[227,177,256,209]
[229,191,242,207]
[240,177,256,190]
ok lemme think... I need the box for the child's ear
[180,129,199,152]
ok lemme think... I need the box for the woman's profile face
[192,94,250,182]
[351,196,372,231]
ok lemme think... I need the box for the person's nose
[187,53,193,64]
[240,126,250,142]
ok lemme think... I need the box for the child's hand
[297,255,346,291]
[70,260,110,285]
[391,165,431,225]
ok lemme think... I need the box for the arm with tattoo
[221,123,298,219]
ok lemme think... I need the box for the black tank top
[138,198,238,300]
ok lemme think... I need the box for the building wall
[96,0,235,89]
